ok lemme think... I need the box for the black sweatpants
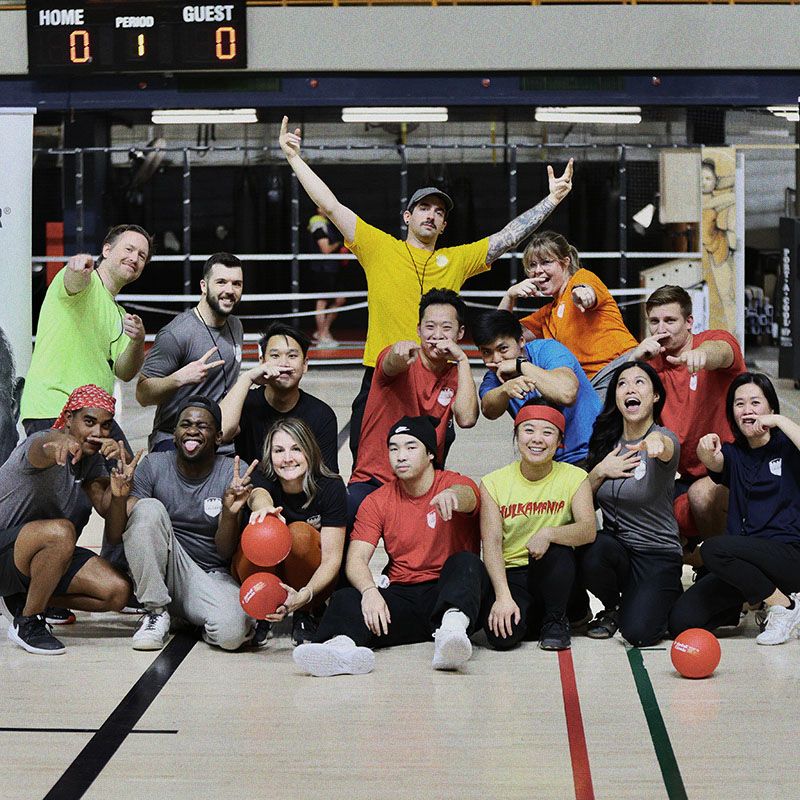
[578,533,683,647]
[669,535,800,636]
[348,366,374,463]
[315,551,488,648]
[483,544,584,651]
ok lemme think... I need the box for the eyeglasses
[525,259,558,271]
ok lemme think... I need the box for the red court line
[558,649,596,800]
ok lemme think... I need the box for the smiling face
[646,302,693,354]
[478,334,525,371]
[732,383,772,439]
[388,433,433,481]
[64,407,114,455]
[270,429,309,486]
[201,263,243,318]
[417,303,463,361]
[615,366,658,426]
[516,419,560,466]
[101,230,150,286]
[403,196,447,245]
[523,252,570,298]
[260,334,308,391]
[174,407,220,462]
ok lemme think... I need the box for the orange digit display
[215,26,236,60]
[69,29,91,64]
[137,33,145,57]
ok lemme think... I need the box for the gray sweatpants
[123,498,251,651]
[589,351,636,404]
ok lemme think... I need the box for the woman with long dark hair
[581,361,683,646]
[669,372,800,646]
[240,417,347,644]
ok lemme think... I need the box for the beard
[206,290,238,318]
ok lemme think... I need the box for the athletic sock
[439,609,469,632]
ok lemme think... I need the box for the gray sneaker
[132,610,171,651]
[293,635,375,677]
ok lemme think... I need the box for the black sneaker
[7,614,66,655]
[539,615,571,651]
[587,609,620,640]
[0,593,25,623]
[292,611,319,646]
[250,620,272,648]
[45,607,76,625]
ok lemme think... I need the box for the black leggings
[483,544,585,651]
[315,551,489,648]
[348,367,374,463]
[669,535,800,636]
[578,533,683,647]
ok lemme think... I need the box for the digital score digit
[26,2,248,74]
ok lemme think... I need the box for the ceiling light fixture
[151,108,258,125]
[341,107,448,123]
[535,106,642,125]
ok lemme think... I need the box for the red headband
[514,405,565,435]
[53,384,116,430]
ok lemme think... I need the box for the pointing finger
[280,115,288,134]
[547,165,554,180]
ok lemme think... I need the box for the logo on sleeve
[769,458,782,476]
[204,497,222,517]
[437,387,455,406]
[427,510,437,529]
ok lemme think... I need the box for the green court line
[626,648,688,800]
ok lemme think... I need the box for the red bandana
[52,385,116,430]
[514,405,566,436]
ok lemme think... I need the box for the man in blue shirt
[473,310,601,467]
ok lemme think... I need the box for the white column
[0,107,36,375]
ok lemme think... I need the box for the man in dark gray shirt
[0,385,132,655]
[106,395,258,651]
[136,253,244,453]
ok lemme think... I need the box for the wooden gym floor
[2,356,800,800]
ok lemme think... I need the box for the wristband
[516,356,526,377]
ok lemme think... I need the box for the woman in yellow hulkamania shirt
[480,401,596,651]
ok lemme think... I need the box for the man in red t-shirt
[293,415,486,676]
[630,285,745,558]
[347,288,479,525]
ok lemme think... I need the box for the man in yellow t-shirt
[278,116,574,459]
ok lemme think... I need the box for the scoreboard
[26,1,247,74]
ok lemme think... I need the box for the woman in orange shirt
[500,231,637,400]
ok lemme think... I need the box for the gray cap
[406,187,454,214]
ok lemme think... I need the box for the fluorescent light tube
[152,109,258,125]
[535,106,642,125]
[341,107,448,123]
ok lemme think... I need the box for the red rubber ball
[239,572,288,619]
[670,628,721,679]
[241,516,292,567]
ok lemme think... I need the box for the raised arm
[219,362,291,442]
[114,314,146,382]
[431,340,478,429]
[279,116,357,243]
[753,414,800,453]
[665,339,734,374]
[696,433,725,474]
[62,253,95,295]
[486,159,573,265]
[136,346,225,407]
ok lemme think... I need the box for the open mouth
[624,398,641,409]
[183,439,201,454]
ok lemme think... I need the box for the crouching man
[106,395,258,651]
[294,415,487,676]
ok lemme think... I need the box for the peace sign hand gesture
[110,446,145,498]
[223,456,259,515]
[174,347,226,387]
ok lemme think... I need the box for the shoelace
[141,612,162,631]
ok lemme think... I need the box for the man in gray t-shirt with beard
[106,395,258,652]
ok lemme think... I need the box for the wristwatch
[516,356,526,377]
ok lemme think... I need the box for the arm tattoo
[486,196,557,264]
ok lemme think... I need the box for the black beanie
[386,414,439,457]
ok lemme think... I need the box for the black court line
[0,727,177,734]
[337,420,351,452]
[43,632,196,800]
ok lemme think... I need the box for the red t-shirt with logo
[350,346,459,485]
[351,470,480,584]
[650,329,745,480]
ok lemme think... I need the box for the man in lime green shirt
[21,224,153,453]
[279,116,574,458]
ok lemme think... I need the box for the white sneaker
[293,635,375,677]
[132,610,171,651]
[756,598,800,646]
[432,627,472,671]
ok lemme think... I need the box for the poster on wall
[700,146,738,335]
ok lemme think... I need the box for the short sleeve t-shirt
[519,269,637,378]
[308,214,343,272]
[479,339,601,464]
[351,470,480,584]
[131,452,235,572]
[0,432,106,531]
[350,347,459,485]
[346,217,489,367]
[21,269,131,420]
[710,429,800,543]
[595,425,682,554]
[251,473,347,530]
[234,389,339,474]
[651,329,745,480]
[481,460,587,568]
[142,309,243,451]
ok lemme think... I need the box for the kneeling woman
[581,361,683,646]
[669,373,800,646]
[480,400,595,651]
[241,417,347,644]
